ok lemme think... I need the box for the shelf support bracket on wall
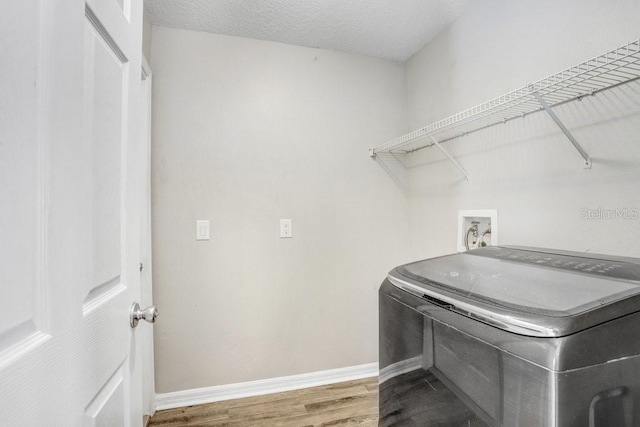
[532,91,592,169]
[427,134,469,181]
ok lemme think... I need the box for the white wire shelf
[370,38,640,164]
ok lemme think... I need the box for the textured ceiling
[144,0,472,62]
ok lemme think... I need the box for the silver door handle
[130,303,158,328]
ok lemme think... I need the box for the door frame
[139,53,156,419]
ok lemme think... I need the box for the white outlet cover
[457,210,497,252]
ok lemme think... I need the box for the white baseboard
[155,362,379,411]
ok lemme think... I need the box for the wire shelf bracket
[531,91,592,169]
[369,38,640,175]
[427,134,469,181]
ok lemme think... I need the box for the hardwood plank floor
[149,377,379,426]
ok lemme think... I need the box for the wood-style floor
[148,377,379,426]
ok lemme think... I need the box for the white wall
[150,0,640,396]
[405,0,640,260]
[150,27,408,393]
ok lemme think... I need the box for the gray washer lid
[390,246,640,337]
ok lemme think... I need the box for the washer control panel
[477,248,640,282]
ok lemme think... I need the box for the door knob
[130,303,158,328]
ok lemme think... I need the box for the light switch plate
[196,220,210,241]
[280,219,292,238]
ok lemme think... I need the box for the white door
[0,0,148,425]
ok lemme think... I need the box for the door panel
[84,365,126,427]
[0,0,146,425]
[82,2,134,423]
[83,6,126,304]
[85,0,131,57]
[0,0,46,358]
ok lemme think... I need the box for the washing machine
[379,246,640,426]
